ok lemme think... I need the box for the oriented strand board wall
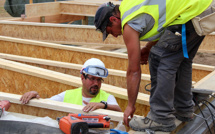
[25,2,60,17]
[0,69,75,98]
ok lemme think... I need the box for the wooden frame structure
[0,58,150,116]
[0,1,214,52]
[1,53,211,94]
[0,36,213,83]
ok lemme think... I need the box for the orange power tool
[57,114,111,134]
[58,115,89,134]
[68,113,111,128]
[0,100,11,117]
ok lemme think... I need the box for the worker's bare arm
[123,24,141,126]
[82,101,122,112]
[20,91,40,104]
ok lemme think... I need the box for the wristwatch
[100,101,107,109]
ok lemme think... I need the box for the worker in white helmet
[20,58,122,112]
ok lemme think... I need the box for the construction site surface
[0,0,215,134]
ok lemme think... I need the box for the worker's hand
[123,105,136,127]
[140,46,150,65]
[82,101,105,112]
[20,91,40,104]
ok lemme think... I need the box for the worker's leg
[174,21,205,119]
[148,21,204,125]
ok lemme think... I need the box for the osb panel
[0,24,125,45]
[192,69,211,82]
[116,98,150,117]
[14,15,85,23]
[0,40,150,74]
[199,35,215,51]
[0,68,76,98]
[25,2,60,17]
[60,3,98,16]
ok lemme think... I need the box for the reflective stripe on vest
[120,0,212,41]
[63,87,110,105]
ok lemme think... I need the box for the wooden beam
[25,2,60,17]
[0,92,124,123]
[0,58,150,116]
[0,36,213,83]
[194,70,215,91]
[9,14,85,23]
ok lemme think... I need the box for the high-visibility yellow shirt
[63,87,110,105]
[120,0,212,41]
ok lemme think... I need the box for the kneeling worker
[20,58,122,112]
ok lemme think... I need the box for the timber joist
[0,58,150,116]
[0,36,213,83]
[0,91,124,126]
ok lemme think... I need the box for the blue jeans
[147,21,205,125]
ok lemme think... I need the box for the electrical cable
[144,83,151,92]
[202,101,215,133]
[193,97,212,134]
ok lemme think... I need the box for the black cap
[94,2,115,41]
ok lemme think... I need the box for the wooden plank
[0,92,123,124]
[0,58,150,116]
[25,2,60,17]
[193,70,215,91]
[0,36,212,83]
[10,14,85,23]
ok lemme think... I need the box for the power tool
[58,115,88,134]
[57,114,111,134]
[0,100,11,117]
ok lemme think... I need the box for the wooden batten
[10,14,85,24]
[0,92,123,125]
[0,36,213,83]
[193,70,215,91]
[0,58,150,116]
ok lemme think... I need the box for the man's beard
[89,85,99,95]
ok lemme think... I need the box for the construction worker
[20,58,122,112]
[94,0,214,132]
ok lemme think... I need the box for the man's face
[82,74,103,97]
[106,16,122,38]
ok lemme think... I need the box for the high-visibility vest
[120,0,212,41]
[63,87,110,105]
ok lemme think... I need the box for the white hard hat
[80,58,108,78]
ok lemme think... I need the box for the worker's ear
[109,16,119,22]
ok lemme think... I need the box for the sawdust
[193,52,215,66]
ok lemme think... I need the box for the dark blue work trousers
[147,21,205,125]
